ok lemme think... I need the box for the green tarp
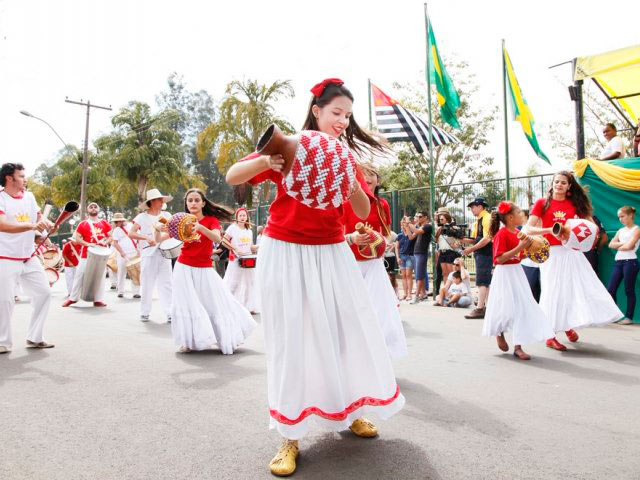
[578,158,640,323]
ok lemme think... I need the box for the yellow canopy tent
[574,44,640,125]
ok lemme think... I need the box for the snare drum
[45,267,59,286]
[42,248,63,271]
[159,238,183,260]
[238,255,257,269]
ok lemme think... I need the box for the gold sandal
[269,439,299,477]
[349,417,378,438]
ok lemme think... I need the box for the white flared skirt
[224,259,260,313]
[171,263,256,354]
[257,237,405,440]
[539,246,623,332]
[482,264,555,345]
[358,258,408,359]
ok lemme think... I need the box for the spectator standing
[607,206,640,325]
[396,216,416,300]
[462,198,493,319]
[407,212,432,304]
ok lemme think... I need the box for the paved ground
[2,277,640,480]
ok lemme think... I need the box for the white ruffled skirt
[171,263,256,354]
[540,246,623,332]
[224,259,260,313]
[257,237,405,440]
[482,264,555,344]
[358,258,407,359]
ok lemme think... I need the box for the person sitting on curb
[439,271,472,308]
[434,257,472,308]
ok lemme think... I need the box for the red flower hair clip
[497,201,512,215]
[310,78,344,98]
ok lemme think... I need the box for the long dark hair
[542,171,593,218]
[489,201,518,237]
[302,83,386,156]
[183,188,234,221]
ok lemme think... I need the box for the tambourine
[355,222,386,259]
[168,213,200,243]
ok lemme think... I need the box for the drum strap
[375,198,391,238]
[120,225,138,249]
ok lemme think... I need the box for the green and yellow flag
[427,21,461,129]
[503,47,550,164]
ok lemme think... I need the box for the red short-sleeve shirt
[62,242,80,267]
[75,220,112,258]
[177,215,220,268]
[245,153,373,245]
[492,227,522,265]
[342,197,391,261]
[530,198,578,246]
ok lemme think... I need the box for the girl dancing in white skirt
[167,188,256,354]
[482,202,554,360]
[223,208,259,314]
[342,163,407,359]
[226,78,404,477]
[527,171,623,350]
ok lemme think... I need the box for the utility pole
[65,98,112,220]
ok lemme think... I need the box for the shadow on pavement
[295,432,441,479]
[396,377,514,439]
[0,349,73,387]
[170,348,263,391]
[141,321,172,338]
[501,353,640,386]
[402,321,443,340]
[558,341,640,366]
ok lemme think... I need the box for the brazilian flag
[503,46,551,164]
[427,22,461,129]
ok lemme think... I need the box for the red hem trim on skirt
[269,385,401,425]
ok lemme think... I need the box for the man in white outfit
[129,189,173,323]
[111,213,141,299]
[61,238,81,297]
[0,163,55,354]
[599,123,626,161]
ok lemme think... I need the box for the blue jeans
[399,254,414,270]
[414,253,428,286]
[607,259,639,319]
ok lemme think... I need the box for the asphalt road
[2,276,640,480]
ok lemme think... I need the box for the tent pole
[572,58,586,160]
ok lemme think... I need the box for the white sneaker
[0,345,10,354]
[140,315,150,322]
[617,318,633,325]
[167,316,172,324]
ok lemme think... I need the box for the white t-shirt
[133,211,172,257]
[226,223,253,257]
[602,136,626,159]
[615,225,639,260]
[0,190,39,259]
[448,282,467,297]
[112,224,139,257]
[447,270,471,294]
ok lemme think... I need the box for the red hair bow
[310,78,344,98]
[497,201,512,215]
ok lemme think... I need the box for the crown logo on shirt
[15,212,30,223]
[553,211,566,220]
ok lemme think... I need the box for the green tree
[156,73,235,208]
[196,79,295,175]
[547,85,635,162]
[95,101,203,205]
[378,61,498,209]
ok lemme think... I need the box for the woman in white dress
[223,208,259,314]
[166,188,256,354]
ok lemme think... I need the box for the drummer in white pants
[61,238,81,297]
[62,202,112,308]
[130,189,173,323]
[0,162,54,353]
[111,213,140,299]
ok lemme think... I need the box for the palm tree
[196,79,295,174]
[96,102,203,205]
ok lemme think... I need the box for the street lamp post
[20,110,74,155]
